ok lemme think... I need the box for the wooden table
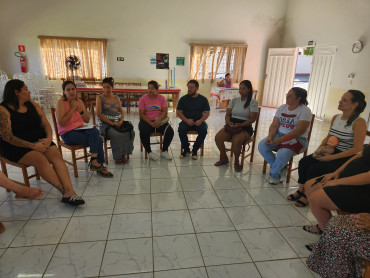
[76,85,181,113]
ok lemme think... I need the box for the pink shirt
[56,101,84,135]
[138,94,167,121]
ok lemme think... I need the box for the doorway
[262,44,337,119]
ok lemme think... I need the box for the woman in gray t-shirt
[215,80,259,171]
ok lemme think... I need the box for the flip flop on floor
[214,160,229,166]
[295,195,308,207]
[97,169,114,178]
[234,164,243,172]
[0,222,5,234]
[61,195,85,206]
[303,224,323,235]
[305,243,314,252]
[287,189,305,201]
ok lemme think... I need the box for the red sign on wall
[18,45,25,52]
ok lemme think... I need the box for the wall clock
[352,41,363,53]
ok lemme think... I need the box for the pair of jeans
[258,131,308,179]
[61,127,105,164]
[138,120,174,153]
[178,121,208,154]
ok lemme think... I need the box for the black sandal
[287,190,305,201]
[295,194,308,207]
[89,157,105,171]
[305,243,313,252]
[61,195,85,206]
[303,224,323,235]
[97,169,113,178]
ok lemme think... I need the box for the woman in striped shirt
[287,90,367,207]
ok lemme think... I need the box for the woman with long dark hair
[258,87,312,184]
[215,80,259,171]
[0,79,84,205]
[96,77,135,164]
[56,80,112,177]
[288,90,367,207]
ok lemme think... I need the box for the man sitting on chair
[177,80,210,159]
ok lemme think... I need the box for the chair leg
[71,150,79,177]
[160,135,163,150]
[104,139,108,164]
[83,147,88,162]
[21,166,31,187]
[263,160,267,174]
[1,159,11,192]
[286,157,293,183]
[201,143,204,156]
[250,140,256,163]
[240,143,246,167]
[35,167,40,180]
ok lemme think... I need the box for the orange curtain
[39,37,107,80]
[189,43,247,83]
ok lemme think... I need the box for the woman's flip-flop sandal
[295,194,308,207]
[214,160,229,166]
[97,169,114,178]
[234,164,243,172]
[303,224,323,235]
[287,189,305,201]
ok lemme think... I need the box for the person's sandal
[295,194,308,207]
[287,189,305,201]
[0,222,5,234]
[303,224,323,235]
[61,195,85,206]
[89,157,105,171]
[97,169,113,178]
[214,160,229,166]
[305,243,314,252]
[234,163,243,172]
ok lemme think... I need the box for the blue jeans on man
[178,121,208,154]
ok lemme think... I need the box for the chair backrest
[127,82,141,86]
[253,107,261,139]
[50,108,62,146]
[304,114,315,156]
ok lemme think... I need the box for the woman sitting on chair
[306,213,370,278]
[0,79,85,205]
[56,81,112,177]
[138,80,174,161]
[302,144,370,235]
[215,80,258,171]
[258,87,312,184]
[288,90,366,207]
[96,77,135,164]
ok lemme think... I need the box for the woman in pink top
[138,80,174,161]
[56,81,112,177]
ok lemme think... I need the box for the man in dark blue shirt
[176,80,210,159]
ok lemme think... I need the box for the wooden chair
[262,113,315,183]
[50,108,90,177]
[141,133,163,159]
[226,107,261,167]
[180,131,205,156]
[0,155,40,191]
[91,102,111,164]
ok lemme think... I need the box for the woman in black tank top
[0,79,85,206]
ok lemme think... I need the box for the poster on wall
[150,56,156,65]
[156,53,169,69]
[176,57,185,66]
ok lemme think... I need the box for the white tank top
[329,114,361,151]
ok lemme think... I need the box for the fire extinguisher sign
[18,45,25,52]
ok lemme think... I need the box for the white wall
[0,0,288,95]
[282,0,370,121]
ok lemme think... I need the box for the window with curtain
[39,36,107,80]
[189,43,248,83]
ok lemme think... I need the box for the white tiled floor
[0,106,330,278]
